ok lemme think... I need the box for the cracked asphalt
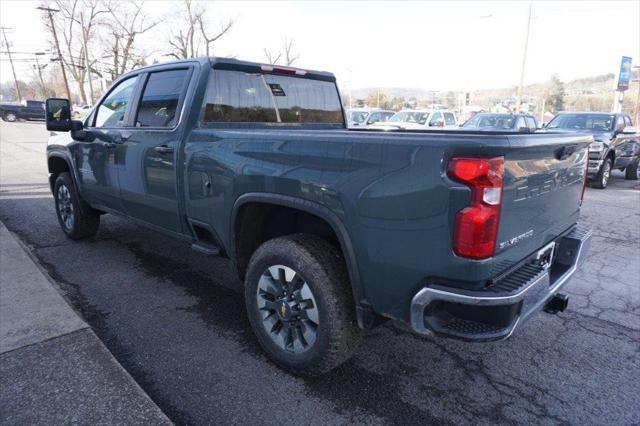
[1,121,639,424]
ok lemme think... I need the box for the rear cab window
[202,69,344,127]
[135,69,190,128]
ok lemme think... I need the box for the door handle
[154,145,174,154]
[102,142,116,149]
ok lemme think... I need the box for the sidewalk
[0,222,171,425]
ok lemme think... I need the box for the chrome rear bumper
[410,224,592,341]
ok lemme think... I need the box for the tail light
[447,157,504,259]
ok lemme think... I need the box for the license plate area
[534,241,556,272]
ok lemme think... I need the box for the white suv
[372,109,458,130]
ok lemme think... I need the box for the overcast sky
[1,0,638,92]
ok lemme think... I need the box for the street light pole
[515,3,532,114]
[1,27,22,101]
[37,6,72,101]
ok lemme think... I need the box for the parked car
[0,100,45,122]
[45,57,592,375]
[346,108,394,128]
[372,109,458,130]
[461,113,539,132]
[543,112,640,188]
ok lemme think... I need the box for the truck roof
[129,56,336,82]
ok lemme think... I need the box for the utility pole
[33,52,47,97]
[79,13,94,105]
[514,3,532,114]
[37,6,72,101]
[1,27,22,101]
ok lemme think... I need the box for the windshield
[463,114,516,130]
[348,111,369,123]
[388,111,429,124]
[546,113,615,131]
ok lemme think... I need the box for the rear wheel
[625,160,638,180]
[592,157,612,189]
[54,172,100,239]
[245,234,362,376]
[3,112,17,122]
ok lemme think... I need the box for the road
[1,121,639,425]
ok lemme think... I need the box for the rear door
[117,66,193,234]
[497,134,591,259]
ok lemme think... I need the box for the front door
[76,75,140,211]
[117,68,192,234]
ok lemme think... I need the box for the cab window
[135,69,190,128]
[94,76,139,128]
[429,112,443,125]
[367,112,382,124]
[443,112,455,125]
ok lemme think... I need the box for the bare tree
[104,0,156,82]
[263,37,300,66]
[167,0,234,59]
[198,15,233,57]
[42,0,106,103]
[263,48,281,65]
[282,38,299,66]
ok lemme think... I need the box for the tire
[3,112,17,122]
[245,234,362,376]
[53,172,100,239]
[625,160,638,180]
[592,157,612,189]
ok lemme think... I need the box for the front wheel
[625,160,638,180]
[54,172,100,239]
[245,234,362,376]
[592,157,612,189]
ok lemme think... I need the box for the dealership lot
[1,121,638,424]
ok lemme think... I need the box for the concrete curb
[0,221,172,424]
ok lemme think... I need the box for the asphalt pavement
[1,120,639,425]
[0,221,169,424]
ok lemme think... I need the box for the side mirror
[430,120,444,127]
[45,98,72,132]
[518,126,531,133]
[621,126,637,134]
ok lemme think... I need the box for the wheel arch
[230,193,371,327]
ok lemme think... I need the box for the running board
[191,242,220,256]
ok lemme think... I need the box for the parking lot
[1,120,639,424]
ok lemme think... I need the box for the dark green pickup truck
[45,57,592,375]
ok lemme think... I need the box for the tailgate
[497,133,591,260]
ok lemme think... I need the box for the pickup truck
[461,113,539,132]
[0,100,45,122]
[45,57,592,375]
[544,112,640,188]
